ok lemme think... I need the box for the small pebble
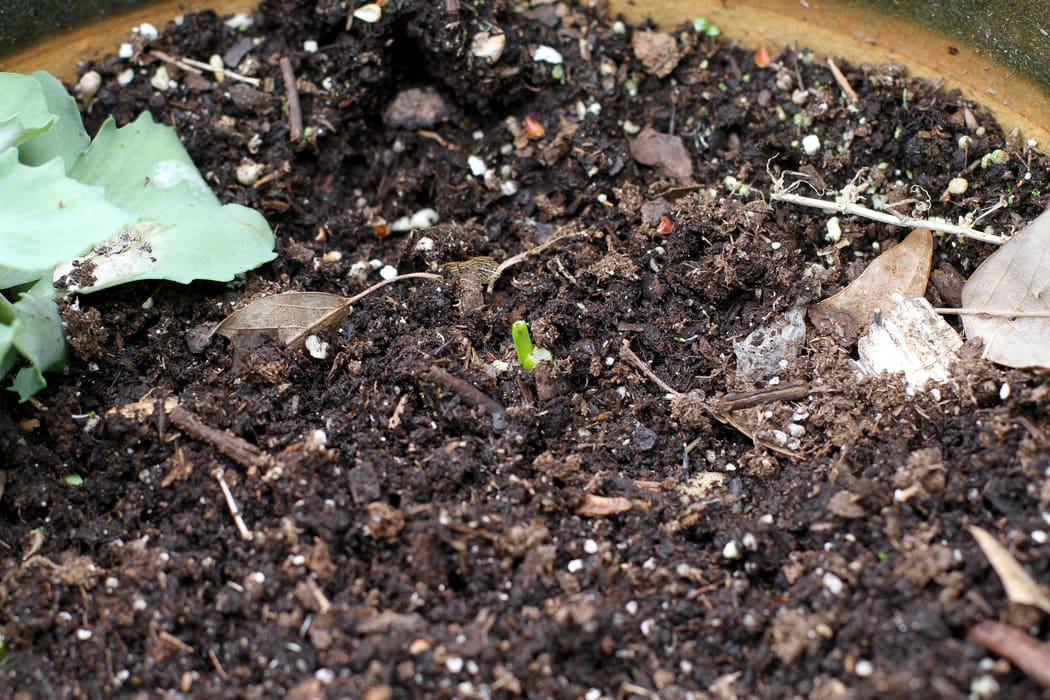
[583,539,598,554]
[854,659,873,677]
[150,66,171,91]
[303,39,319,53]
[135,22,159,40]
[802,134,821,156]
[305,336,329,360]
[467,155,487,177]
[1032,530,1048,544]
[77,71,101,100]
[236,160,265,186]
[379,264,398,280]
[532,45,564,64]
[946,177,968,195]
[118,43,134,59]
[76,629,93,641]
[445,657,464,673]
[822,571,844,595]
[567,558,584,573]
[722,540,741,560]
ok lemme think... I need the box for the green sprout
[0,70,276,400]
[63,473,84,486]
[511,320,552,372]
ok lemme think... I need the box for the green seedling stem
[511,320,551,372]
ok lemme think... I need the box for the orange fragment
[523,116,546,138]
[753,46,771,68]
[657,215,673,234]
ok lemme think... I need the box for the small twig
[619,340,680,397]
[935,307,1050,318]
[214,468,253,541]
[770,189,1008,245]
[490,230,588,292]
[717,380,812,412]
[279,57,303,141]
[168,405,277,474]
[208,649,229,680]
[345,272,443,306]
[826,57,858,103]
[424,366,506,417]
[158,630,194,654]
[150,50,261,86]
[968,620,1050,689]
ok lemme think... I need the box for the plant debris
[2,0,1049,697]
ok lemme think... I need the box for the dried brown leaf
[960,206,1050,368]
[632,31,682,78]
[628,127,693,181]
[213,291,349,350]
[576,494,634,517]
[811,227,932,336]
[969,525,1050,614]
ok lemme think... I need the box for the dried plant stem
[151,50,261,87]
[935,307,1050,318]
[770,190,1007,245]
[490,230,588,291]
[345,273,444,305]
[213,468,253,541]
[279,57,303,141]
[826,57,858,103]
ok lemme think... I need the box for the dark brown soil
[3,1,1049,697]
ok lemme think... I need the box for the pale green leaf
[5,291,67,401]
[17,71,91,170]
[60,113,275,292]
[0,148,137,271]
[0,72,55,153]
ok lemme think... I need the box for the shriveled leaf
[969,525,1050,614]
[632,31,682,78]
[213,291,350,350]
[628,127,693,181]
[576,494,634,517]
[960,207,1050,368]
[0,149,135,272]
[855,294,962,393]
[811,227,932,339]
[56,113,275,292]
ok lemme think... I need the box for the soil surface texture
[3,1,1050,698]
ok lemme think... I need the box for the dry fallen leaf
[855,293,962,393]
[213,291,350,350]
[969,525,1050,614]
[810,227,932,340]
[631,31,682,78]
[576,494,634,517]
[960,206,1050,368]
[628,127,693,181]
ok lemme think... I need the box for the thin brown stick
[619,340,681,396]
[345,272,444,305]
[208,648,229,680]
[279,57,303,141]
[826,57,858,103]
[968,620,1050,688]
[424,366,506,416]
[214,468,253,541]
[717,380,811,411]
[168,405,276,474]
